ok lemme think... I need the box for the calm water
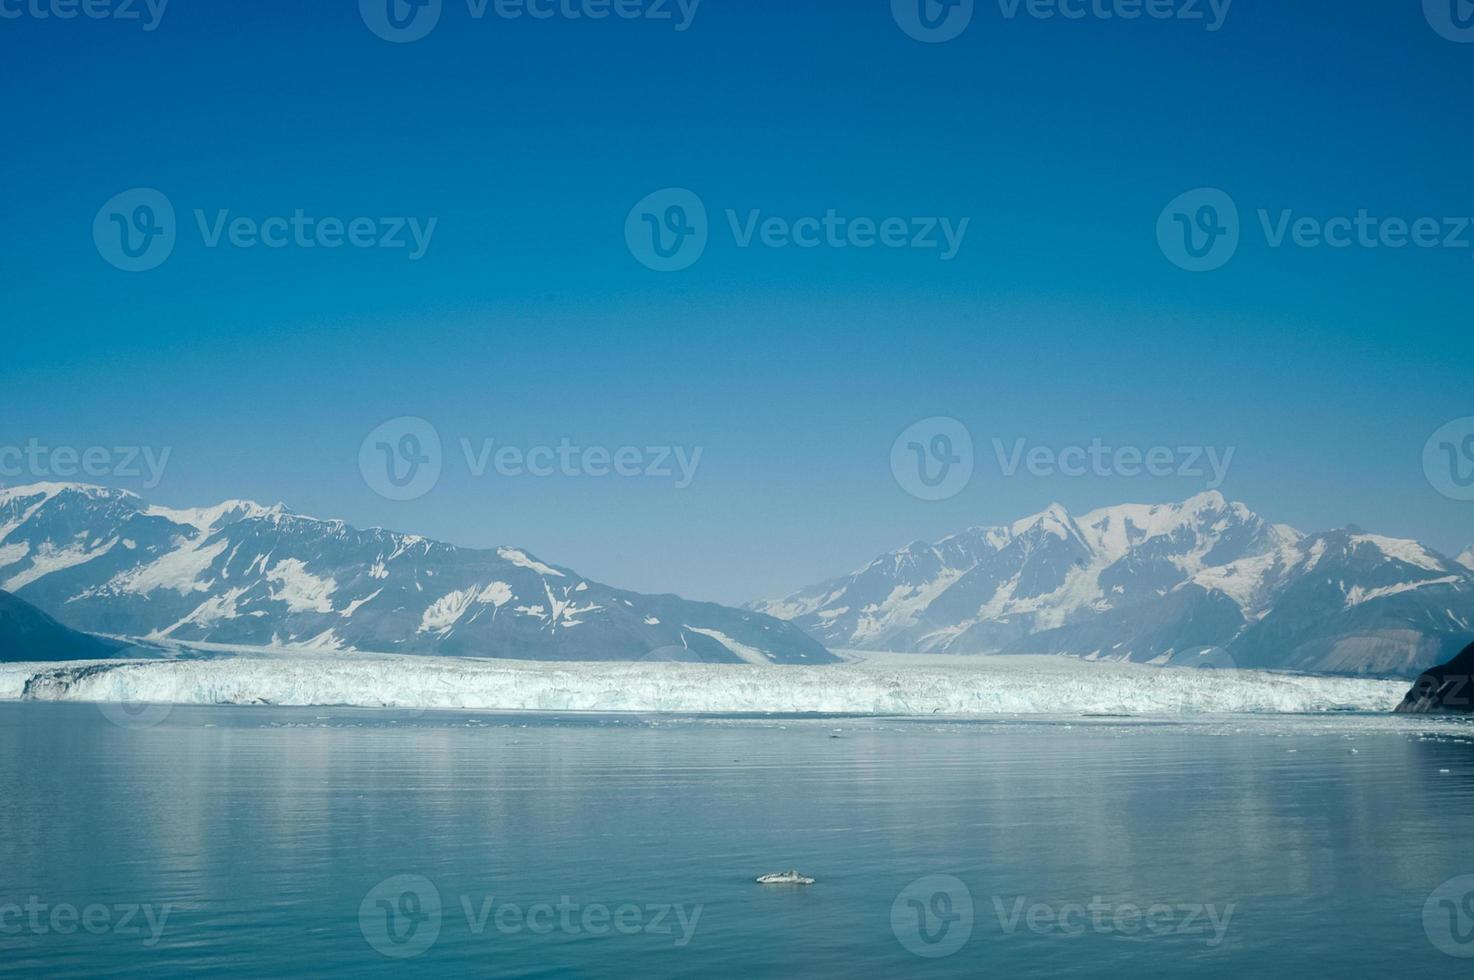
[3,703,1474,978]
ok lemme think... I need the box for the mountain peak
[1183,489,1228,509]
[1011,502,1074,538]
[0,482,137,505]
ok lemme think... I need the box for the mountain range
[0,483,833,665]
[753,492,1474,677]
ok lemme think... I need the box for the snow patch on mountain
[108,536,229,597]
[498,548,564,577]
[1345,576,1464,608]
[1351,534,1445,574]
[265,559,337,614]
[0,542,31,570]
[682,626,774,665]
[3,536,118,593]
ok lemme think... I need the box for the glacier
[0,653,1407,715]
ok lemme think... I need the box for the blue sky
[1,0,1471,604]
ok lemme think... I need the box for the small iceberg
[756,870,815,885]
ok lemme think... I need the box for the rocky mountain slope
[0,589,121,663]
[1395,641,1474,713]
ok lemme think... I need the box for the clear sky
[2,0,1471,605]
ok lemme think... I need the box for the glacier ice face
[0,653,1407,716]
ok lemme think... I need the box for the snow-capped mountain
[753,492,1474,676]
[0,483,833,664]
[1460,546,1474,572]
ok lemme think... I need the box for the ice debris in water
[756,870,815,885]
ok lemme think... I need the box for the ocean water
[2,702,1474,978]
